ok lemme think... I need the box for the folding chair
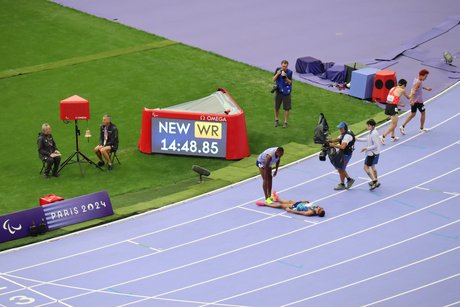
[39,160,46,175]
[110,150,121,165]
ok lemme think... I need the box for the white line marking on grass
[363,272,460,306]
[283,246,460,306]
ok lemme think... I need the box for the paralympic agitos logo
[2,219,22,235]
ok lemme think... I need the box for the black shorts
[275,91,292,111]
[384,104,398,116]
[411,103,425,113]
[364,154,380,166]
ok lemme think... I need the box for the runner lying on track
[256,193,325,217]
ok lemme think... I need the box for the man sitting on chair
[38,123,61,178]
[94,114,118,171]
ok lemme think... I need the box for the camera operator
[272,60,293,128]
[37,123,61,178]
[327,122,356,190]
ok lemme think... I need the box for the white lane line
[2,272,248,307]
[282,245,460,306]
[2,78,458,260]
[5,205,248,274]
[22,215,279,287]
[150,297,249,307]
[237,206,290,219]
[205,217,460,307]
[363,272,460,306]
[415,186,460,196]
[142,196,460,307]
[33,168,460,305]
[312,139,460,203]
[126,240,162,252]
[6,113,459,275]
[237,206,317,224]
[415,186,431,191]
[445,300,460,307]
[10,166,460,306]
[0,275,71,307]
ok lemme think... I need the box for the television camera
[313,113,330,162]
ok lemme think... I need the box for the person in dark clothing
[37,123,61,178]
[327,122,356,190]
[272,60,293,128]
[94,114,119,170]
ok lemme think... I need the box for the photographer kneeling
[327,122,355,190]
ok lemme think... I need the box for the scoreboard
[138,89,250,160]
[152,118,227,158]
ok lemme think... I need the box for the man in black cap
[327,122,356,190]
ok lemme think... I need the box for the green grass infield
[0,0,385,251]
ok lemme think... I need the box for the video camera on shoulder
[313,113,330,162]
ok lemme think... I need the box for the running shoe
[390,136,399,142]
[380,135,385,145]
[371,181,381,190]
[399,125,406,135]
[274,120,279,127]
[420,127,430,132]
[283,122,288,128]
[346,178,355,189]
[272,191,279,202]
[265,197,274,204]
[334,183,346,190]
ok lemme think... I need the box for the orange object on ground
[39,194,64,206]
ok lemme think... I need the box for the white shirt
[356,128,380,156]
[340,133,353,145]
[257,147,280,167]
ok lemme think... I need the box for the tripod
[59,120,102,174]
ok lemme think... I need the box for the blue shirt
[291,202,318,212]
[275,68,293,96]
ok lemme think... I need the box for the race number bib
[387,94,395,103]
